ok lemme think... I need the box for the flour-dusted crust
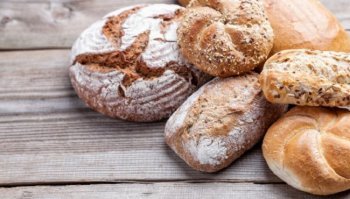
[165,73,287,172]
[263,106,350,195]
[177,0,274,77]
[69,4,211,122]
[260,49,350,109]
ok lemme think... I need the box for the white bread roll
[263,106,350,195]
[264,0,350,55]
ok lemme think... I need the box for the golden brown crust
[178,0,191,6]
[165,73,287,172]
[260,49,350,108]
[263,106,350,195]
[264,0,350,55]
[177,0,274,77]
[180,0,350,56]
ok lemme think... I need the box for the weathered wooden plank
[0,0,348,49]
[0,111,277,185]
[1,183,349,199]
[0,0,176,49]
[0,49,280,185]
[321,0,350,28]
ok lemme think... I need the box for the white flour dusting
[165,84,206,137]
[69,4,210,121]
[70,19,115,63]
[119,4,184,68]
[186,136,228,166]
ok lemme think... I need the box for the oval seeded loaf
[165,73,287,172]
[260,49,350,109]
[69,4,211,122]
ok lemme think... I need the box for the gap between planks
[0,179,285,188]
[0,182,349,199]
[0,48,281,186]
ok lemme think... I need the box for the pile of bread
[69,0,350,195]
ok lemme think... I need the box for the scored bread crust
[260,49,350,108]
[263,106,350,195]
[165,73,287,172]
[69,4,211,122]
[177,0,274,77]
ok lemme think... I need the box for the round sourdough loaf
[177,0,274,77]
[69,4,211,122]
[165,73,287,172]
[260,49,350,109]
[263,106,350,195]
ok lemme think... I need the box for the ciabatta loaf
[177,0,274,77]
[263,106,350,195]
[260,49,350,109]
[69,4,211,122]
[165,73,287,172]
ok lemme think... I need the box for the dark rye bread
[165,73,287,172]
[260,49,350,109]
[177,0,274,77]
[69,4,211,122]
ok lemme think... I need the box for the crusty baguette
[165,73,287,172]
[177,0,273,77]
[263,106,350,195]
[265,0,350,54]
[69,4,211,122]
[260,49,350,108]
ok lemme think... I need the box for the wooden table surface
[0,0,349,198]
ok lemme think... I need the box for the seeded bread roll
[179,0,350,56]
[177,0,274,77]
[165,73,287,172]
[260,49,350,109]
[263,106,350,195]
[69,4,211,122]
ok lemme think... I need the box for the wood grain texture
[0,50,280,185]
[1,183,350,199]
[0,0,348,49]
[0,1,350,198]
[0,0,176,49]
